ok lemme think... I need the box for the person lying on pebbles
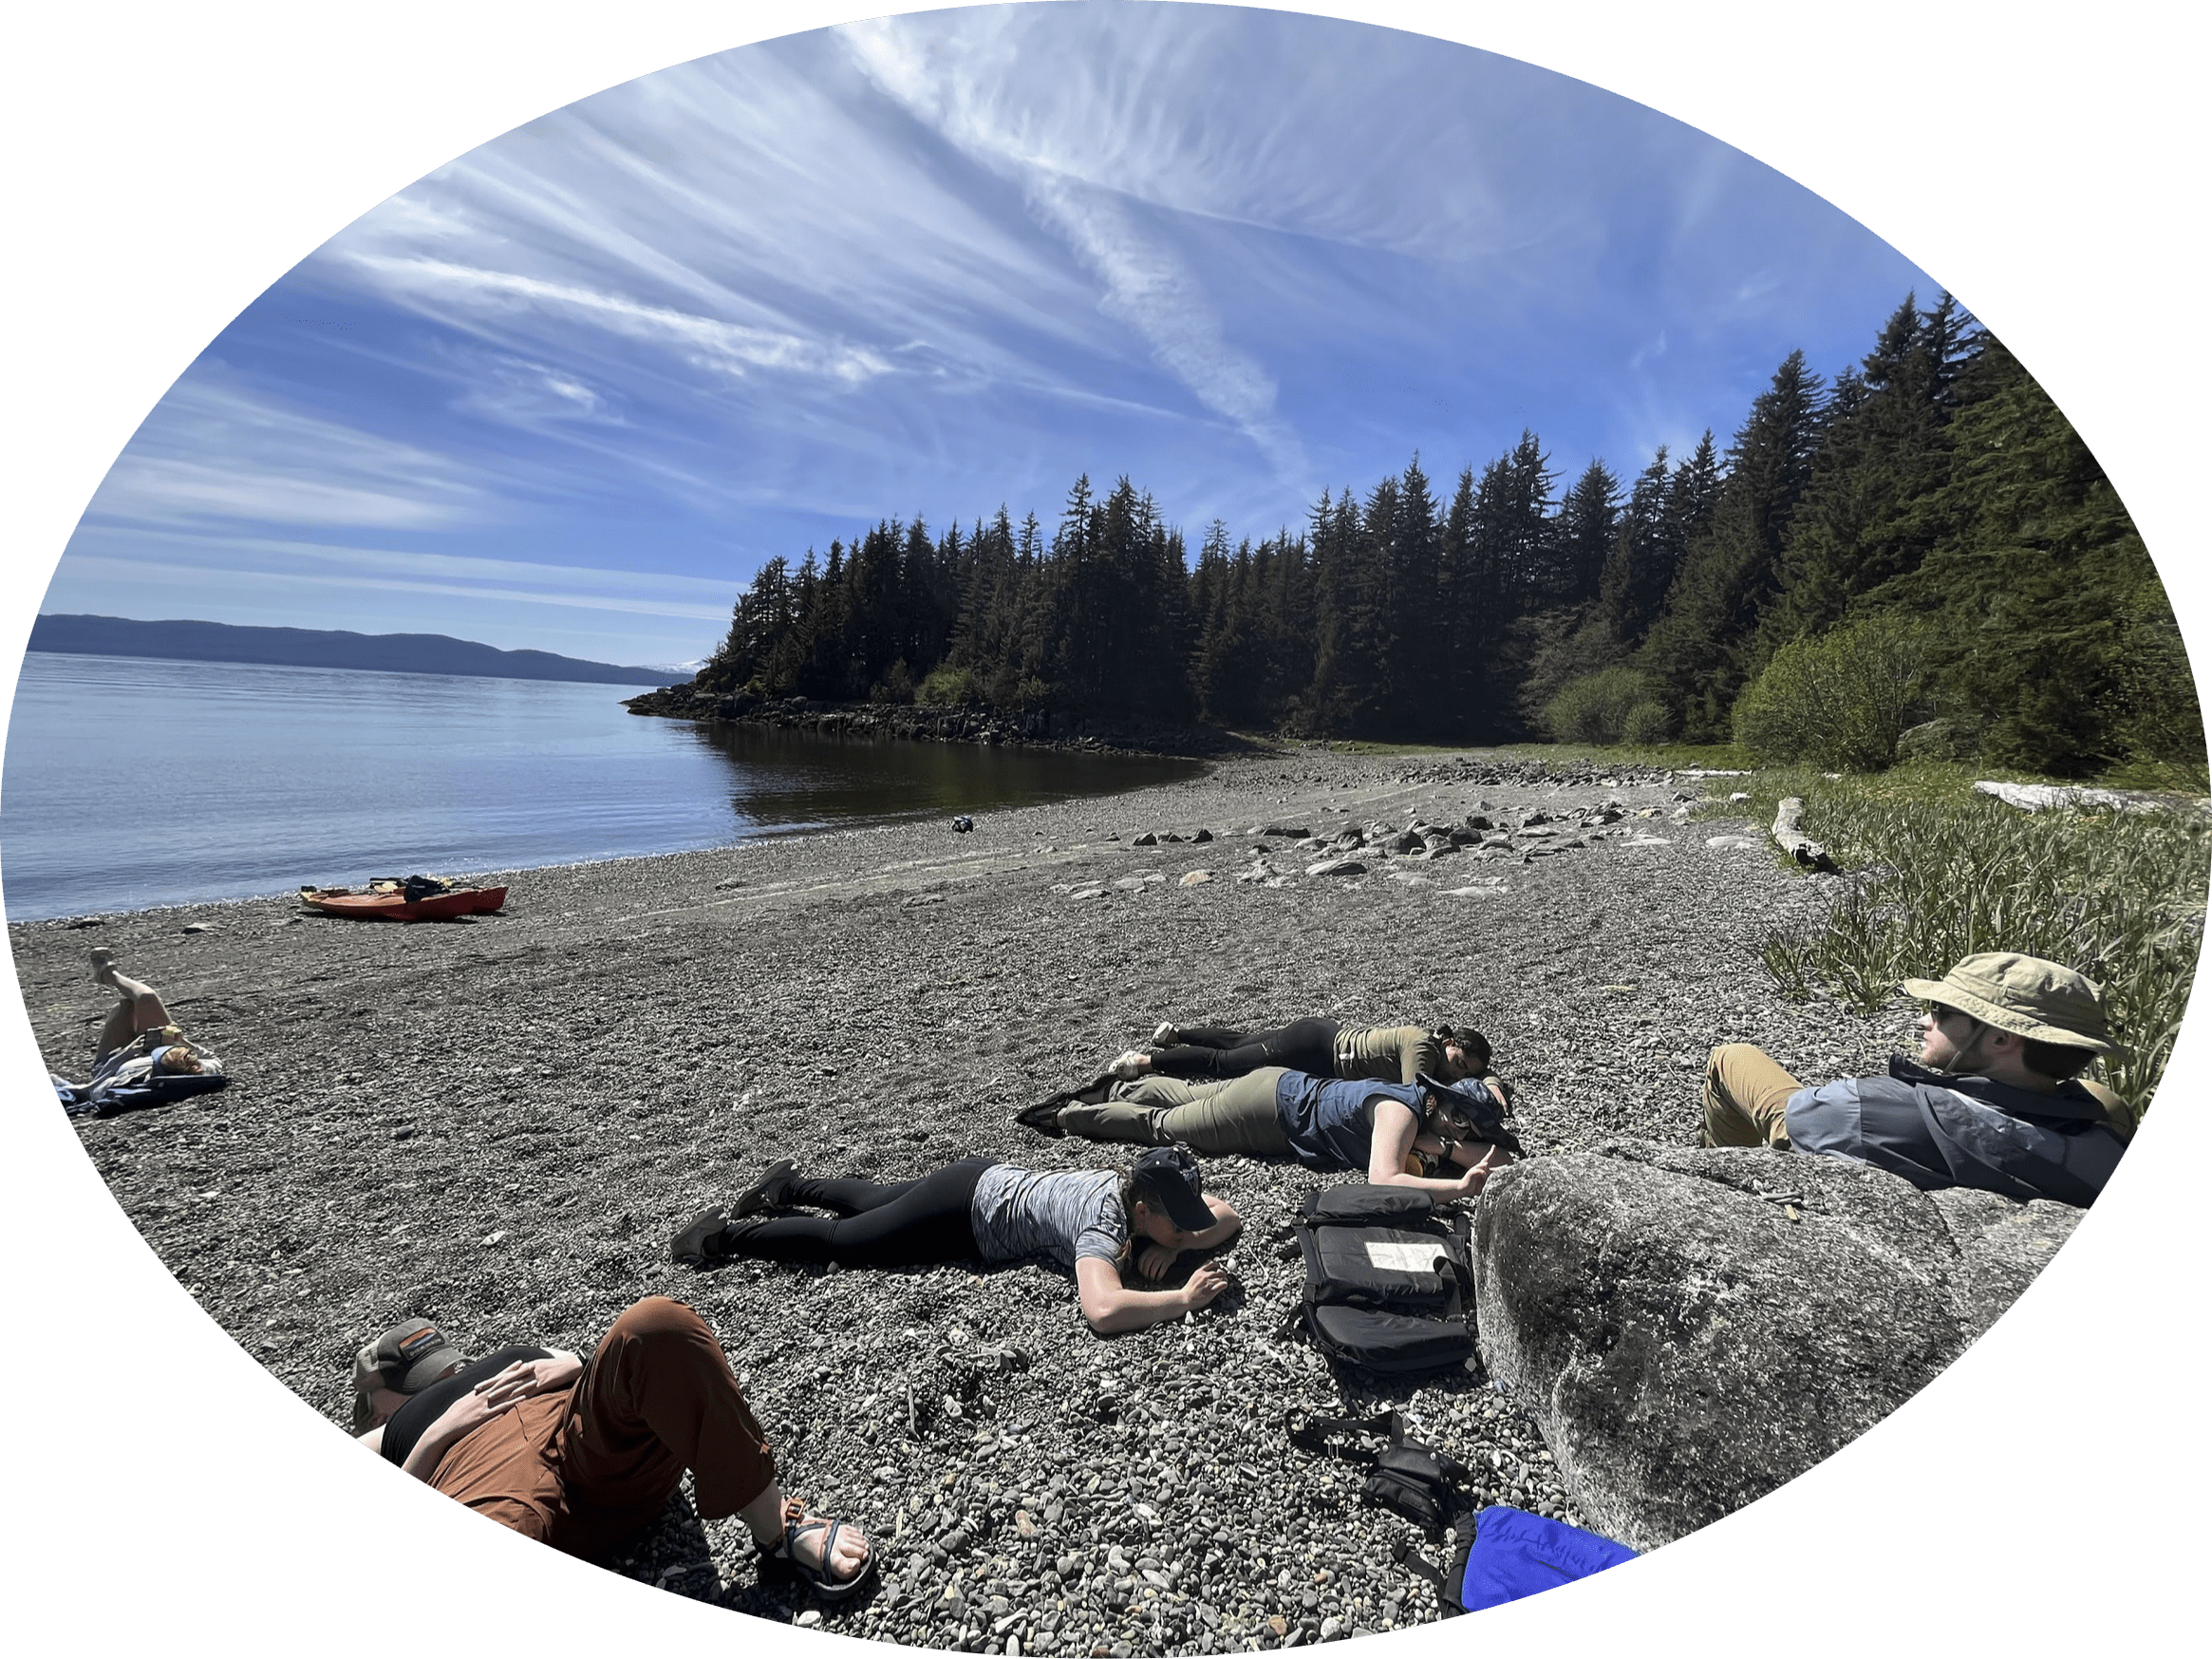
[53,950,223,1114]
[351,1295,873,1599]
[1106,1016,1490,1090]
[1035,1067,1516,1200]
[672,1147,1242,1336]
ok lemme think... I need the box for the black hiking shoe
[671,1205,734,1269]
[671,1209,772,1270]
[1014,1100,1067,1138]
[733,1158,798,1217]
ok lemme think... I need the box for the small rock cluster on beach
[17,748,2066,1649]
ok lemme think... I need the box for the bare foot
[89,949,119,990]
[778,1504,871,1585]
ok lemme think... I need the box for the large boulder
[1470,1141,2080,1550]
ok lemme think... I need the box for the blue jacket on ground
[1455,1505,1637,1612]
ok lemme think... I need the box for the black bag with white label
[1287,1184,1477,1377]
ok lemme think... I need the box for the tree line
[692,294,2200,778]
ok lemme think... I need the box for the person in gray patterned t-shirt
[672,1148,1242,1334]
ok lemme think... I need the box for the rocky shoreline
[622,682,1261,759]
[20,745,1918,1649]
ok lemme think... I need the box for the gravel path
[16,745,1902,1650]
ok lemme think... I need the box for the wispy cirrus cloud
[337,255,894,387]
[49,2,1940,669]
[83,371,492,532]
[53,528,736,623]
[839,11,1310,487]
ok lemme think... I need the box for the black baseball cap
[1132,1146,1214,1232]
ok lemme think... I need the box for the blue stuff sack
[1448,1504,1637,1613]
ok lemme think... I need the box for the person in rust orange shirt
[352,1295,871,1598]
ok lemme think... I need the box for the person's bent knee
[605,1295,714,1347]
[1708,1043,1770,1073]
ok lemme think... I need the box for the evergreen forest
[690,296,2202,780]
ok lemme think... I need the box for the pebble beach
[16,745,1906,1650]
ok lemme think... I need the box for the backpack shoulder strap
[1287,1408,1404,1461]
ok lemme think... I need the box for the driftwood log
[1972,779,2203,818]
[1771,797,1841,873]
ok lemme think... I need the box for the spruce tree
[1594,447,1672,649]
[1755,294,1976,662]
[1639,354,1827,740]
[1553,460,1622,608]
[1884,331,2196,776]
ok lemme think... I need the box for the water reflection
[681,718,1205,831]
[1,654,1209,918]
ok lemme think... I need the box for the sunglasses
[1921,1003,1987,1037]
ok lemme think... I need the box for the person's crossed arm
[1367,1098,1509,1197]
[398,1350,584,1481]
[1075,1255,1232,1335]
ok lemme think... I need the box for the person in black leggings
[1140,1017,1343,1079]
[1114,1018,1491,1087]
[722,1158,996,1271]
[670,1151,1244,1336]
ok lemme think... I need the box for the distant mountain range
[28,613,686,688]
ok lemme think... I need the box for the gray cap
[350,1317,462,1428]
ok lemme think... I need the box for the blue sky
[46,2,1940,670]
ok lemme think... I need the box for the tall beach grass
[1735,766,2209,1114]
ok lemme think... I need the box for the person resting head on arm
[672,1148,1242,1337]
[1046,1064,1517,1196]
[1103,1016,1494,1091]
[1362,1075,1516,1198]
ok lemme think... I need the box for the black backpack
[1284,1184,1477,1377]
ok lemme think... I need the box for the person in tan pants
[1698,954,2135,1207]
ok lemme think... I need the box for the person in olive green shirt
[1109,1016,1488,1091]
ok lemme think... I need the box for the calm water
[0,654,1201,920]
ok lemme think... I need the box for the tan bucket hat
[1902,952,2114,1053]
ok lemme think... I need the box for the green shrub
[1733,616,1936,771]
[870,659,917,705]
[1543,667,1655,745]
[918,666,981,707]
[1621,700,1673,747]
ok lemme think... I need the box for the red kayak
[301,885,507,922]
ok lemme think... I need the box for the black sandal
[760,1498,875,1601]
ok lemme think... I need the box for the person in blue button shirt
[1700,952,2136,1207]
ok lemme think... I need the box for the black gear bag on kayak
[1284,1183,1477,1377]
